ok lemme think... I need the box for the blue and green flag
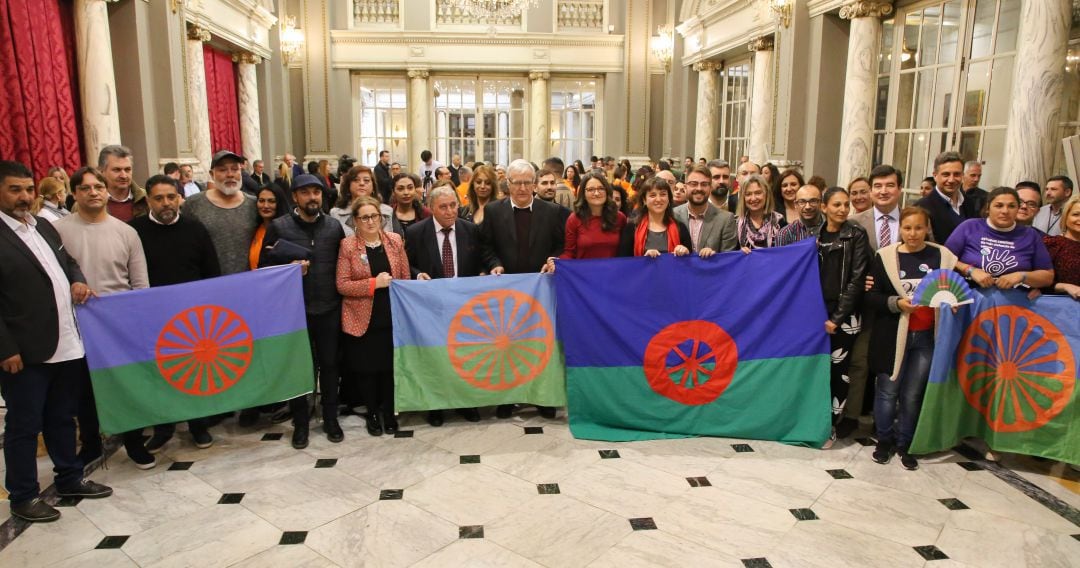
[554,239,832,444]
[76,265,314,433]
[391,274,566,411]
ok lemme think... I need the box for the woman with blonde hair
[33,177,70,222]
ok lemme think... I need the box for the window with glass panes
[550,79,598,166]
[872,0,1019,191]
[433,77,527,166]
[717,60,751,165]
[352,75,409,168]
[1053,16,1080,176]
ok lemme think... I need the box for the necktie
[878,215,891,248]
[441,227,455,278]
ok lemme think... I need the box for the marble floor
[0,410,1078,568]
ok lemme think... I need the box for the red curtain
[0,0,83,178]
[203,44,242,155]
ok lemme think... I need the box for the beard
[301,201,322,217]
[711,184,729,200]
[157,208,178,223]
[217,180,241,196]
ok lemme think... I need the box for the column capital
[747,35,774,52]
[529,71,550,81]
[406,68,429,80]
[186,24,211,42]
[233,52,262,65]
[692,60,722,73]
[839,1,894,20]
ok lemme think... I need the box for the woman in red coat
[337,196,411,436]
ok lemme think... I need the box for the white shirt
[434,221,459,277]
[183,181,201,197]
[510,197,535,211]
[935,187,964,215]
[0,211,84,362]
[873,205,900,245]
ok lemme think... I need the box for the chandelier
[446,0,540,20]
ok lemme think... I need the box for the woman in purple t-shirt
[944,187,1055,290]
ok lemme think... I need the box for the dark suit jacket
[252,172,271,187]
[479,198,565,273]
[0,217,87,364]
[915,189,980,244]
[374,161,393,204]
[405,217,482,279]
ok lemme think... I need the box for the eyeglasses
[76,183,106,192]
[685,181,710,189]
[355,214,381,223]
[509,179,534,187]
[584,187,606,194]
[1019,201,1040,209]
[795,199,822,207]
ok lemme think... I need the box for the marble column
[692,60,722,161]
[408,69,431,166]
[837,1,893,185]
[186,24,213,176]
[748,36,775,165]
[236,53,263,163]
[1000,0,1070,185]
[528,71,550,164]
[74,0,122,162]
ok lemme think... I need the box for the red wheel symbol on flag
[447,290,553,391]
[643,320,738,405]
[155,305,254,396]
[958,306,1075,432]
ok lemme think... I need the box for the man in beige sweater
[53,166,154,469]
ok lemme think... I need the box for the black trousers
[291,309,341,424]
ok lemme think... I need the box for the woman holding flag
[616,177,691,258]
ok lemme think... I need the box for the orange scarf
[633,218,681,257]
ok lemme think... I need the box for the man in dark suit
[374,150,393,204]
[962,160,988,215]
[915,151,980,244]
[0,161,113,523]
[406,185,484,427]
[479,159,564,419]
[251,159,272,187]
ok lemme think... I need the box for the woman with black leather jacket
[813,186,871,448]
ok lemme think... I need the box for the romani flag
[391,274,566,411]
[910,289,1079,463]
[554,239,832,444]
[76,265,314,433]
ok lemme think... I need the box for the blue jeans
[874,330,934,448]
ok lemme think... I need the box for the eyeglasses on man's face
[795,198,821,207]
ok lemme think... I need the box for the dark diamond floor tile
[1072,534,1080,542]
[168,461,194,471]
[938,498,969,510]
[95,536,129,549]
[459,525,484,539]
[460,455,481,464]
[524,426,544,435]
[827,469,853,479]
[731,444,754,453]
[629,517,657,530]
[537,483,561,495]
[599,449,620,459]
[260,433,283,441]
[218,493,245,504]
[789,508,818,521]
[957,461,984,471]
[314,459,337,469]
[380,489,404,500]
[394,430,414,438]
[54,496,83,507]
[741,559,773,568]
[913,545,949,560]
[854,437,876,447]
[686,476,712,487]
[280,531,307,545]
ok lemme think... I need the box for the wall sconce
[769,0,792,29]
[650,24,674,72]
[279,16,304,65]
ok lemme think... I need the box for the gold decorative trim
[186,24,211,42]
[233,52,262,65]
[528,71,550,81]
[747,35,774,52]
[839,0,894,20]
[692,60,722,72]
[331,31,624,49]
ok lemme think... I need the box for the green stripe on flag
[394,343,567,410]
[567,355,832,444]
[91,331,314,433]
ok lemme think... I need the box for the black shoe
[270,408,293,424]
[871,441,893,465]
[238,408,260,428]
[127,444,157,470]
[457,408,481,422]
[427,410,445,427]
[836,417,859,439]
[292,423,309,449]
[538,406,556,419]
[11,498,60,523]
[145,432,172,455]
[57,479,113,499]
[383,414,399,435]
[192,429,214,449]
[366,413,383,437]
[496,404,515,419]
[898,449,919,471]
[324,417,344,443]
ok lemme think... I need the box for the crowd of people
[1,144,1077,523]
